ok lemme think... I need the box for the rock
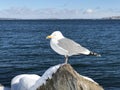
[37,64,104,90]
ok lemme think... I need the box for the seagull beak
[46,35,53,39]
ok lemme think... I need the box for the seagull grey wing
[58,38,90,56]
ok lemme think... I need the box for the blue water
[0,20,120,90]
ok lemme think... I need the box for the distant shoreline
[0,18,120,20]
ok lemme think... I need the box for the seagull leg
[65,55,68,64]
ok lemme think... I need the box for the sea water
[0,20,120,90]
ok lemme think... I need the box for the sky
[0,0,120,19]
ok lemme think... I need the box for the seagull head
[46,31,64,40]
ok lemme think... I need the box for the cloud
[0,7,119,19]
[0,7,84,19]
[84,9,94,14]
[0,7,41,19]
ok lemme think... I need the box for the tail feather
[89,52,101,57]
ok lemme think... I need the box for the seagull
[46,31,101,64]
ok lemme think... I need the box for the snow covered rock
[10,64,103,90]
[37,64,104,90]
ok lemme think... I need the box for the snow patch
[81,75,98,84]
[11,74,40,90]
[75,71,98,84]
